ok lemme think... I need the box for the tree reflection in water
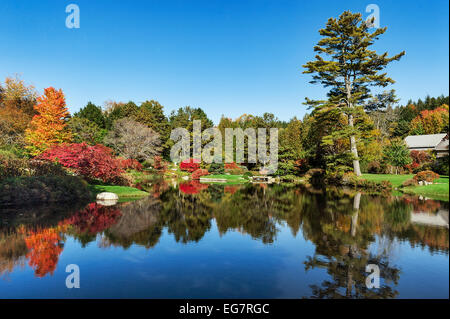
[302,191,400,298]
[0,181,447,297]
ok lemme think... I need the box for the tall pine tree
[303,11,404,176]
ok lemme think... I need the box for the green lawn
[125,169,154,184]
[88,184,149,199]
[202,174,245,180]
[200,174,247,184]
[402,182,449,202]
[361,174,414,188]
[361,174,449,201]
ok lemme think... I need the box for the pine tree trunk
[348,114,362,176]
[345,78,362,177]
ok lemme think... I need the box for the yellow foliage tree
[25,87,72,156]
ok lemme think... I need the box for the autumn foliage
[153,155,166,171]
[179,158,200,172]
[179,180,209,194]
[191,168,209,180]
[404,150,431,173]
[25,87,72,156]
[414,170,440,183]
[410,105,449,135]
[410,150,431,164]
[22,227,65,277]
[224,162,239,170]
[64,203,122,235]
[118,157,143,171]
[39,143,124,183]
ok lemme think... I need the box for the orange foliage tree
[22,227,65,277]
[409,105,449,135]
[25,87,72,156]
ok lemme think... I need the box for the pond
[0,181,448,298]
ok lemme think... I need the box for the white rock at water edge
[96,192,119,200]
[96,199,118,206]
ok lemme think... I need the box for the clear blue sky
[1,0,448,124]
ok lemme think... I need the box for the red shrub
[38,143,124,183]
[191,169,209,180]
[410,150,431,165]
[179,180,209,194]
[414,170,440,183]
[180,158,200,172]
[153,155,165,171]
[405,162,420,173]
[63,203,122,235]
[224,185,239,194]
[224,162,239,170]
[118,158,143,171]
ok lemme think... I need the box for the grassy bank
[88,184,148,199]
[402,176,449,201]
[361,174,414,188]
[200,174,247,184]
[362,174,449,201]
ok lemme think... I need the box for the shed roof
[404,133,447,149]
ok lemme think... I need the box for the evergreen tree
[383,139,411,174]
[168,106,214,161]
[74,101,105,128]
[169,106,213,130]
[135,100,170,141]
[105,101,139,129]
[303,11,405,176]
[68,117,106,145]
[277,117,304,175]
[134,100,171,158]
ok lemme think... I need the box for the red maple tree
[39,143,124,183]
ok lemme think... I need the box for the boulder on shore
[96,192,119,206]
[96,192,119,200]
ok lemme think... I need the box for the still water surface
[0,182,448,298]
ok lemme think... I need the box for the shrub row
[325,171,392,191]
[180,158,200,172]
[0,176,91,207]
[0,155,67,179]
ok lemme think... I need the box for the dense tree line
[0,73,448,177]
[0,11,448,178]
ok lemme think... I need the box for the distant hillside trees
[409,105,449,135]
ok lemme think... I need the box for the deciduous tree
[409,105,449,135]
[0,76,37,146]
[39,143,124,183]
[25,87,72,156]
[105,118,161,161]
